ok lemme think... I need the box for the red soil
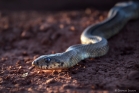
[0,7,139,93]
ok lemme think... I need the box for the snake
[32,1,139,70]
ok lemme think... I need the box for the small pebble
[46,78,55,84]
[40,23,51,31]
[0,77,3,83]
[21,31,31,38]
[69,26,75,31]
[21,72,29,78]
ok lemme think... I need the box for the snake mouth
[32,60,48,69]
[32,61,45,69]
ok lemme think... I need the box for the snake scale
[32,1,139,70]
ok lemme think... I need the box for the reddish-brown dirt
[0,7,139,93]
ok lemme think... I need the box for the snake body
[32,1,139,70]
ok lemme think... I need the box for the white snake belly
[32,1,139,70]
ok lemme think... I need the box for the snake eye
[45,58,51,62]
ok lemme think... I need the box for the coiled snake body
[32,1,139,70]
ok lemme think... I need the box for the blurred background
[0,0,130,11]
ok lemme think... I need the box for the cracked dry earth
[0,9,139,93]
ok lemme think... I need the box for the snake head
[32,55,64,70]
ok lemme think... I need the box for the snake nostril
[32,61,35,65]
[32,60,39,66]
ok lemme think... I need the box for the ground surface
[0,9,139,93]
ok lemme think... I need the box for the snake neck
[62,37,108,67]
